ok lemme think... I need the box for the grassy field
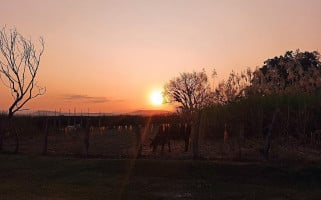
[3,127,321,163]
[1,155,321,200]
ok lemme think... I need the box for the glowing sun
[150,90,163,106]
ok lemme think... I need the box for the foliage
[250,50,321,95]
[212,68,252,104]
[204,93,321,140]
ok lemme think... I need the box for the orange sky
[1,0,321,114]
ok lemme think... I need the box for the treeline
[163,50,321,159]
[203,93,321,140]
[6,90,320,142]
[203,50,321,140]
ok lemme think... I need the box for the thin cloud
[63,94,110,103]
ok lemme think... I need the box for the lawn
[1,155,321,200]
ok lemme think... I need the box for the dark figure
[150,122,191,153]
[150,124,170,153]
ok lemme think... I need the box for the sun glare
[150,90,163,106]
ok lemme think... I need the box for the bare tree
[164,69,211,112]
[163,69,211,159]
[0,27,45,152]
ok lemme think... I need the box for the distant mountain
[30,110,114,116]
[128,109,173,116]
[32,110,58,116]
[28,110,172,117]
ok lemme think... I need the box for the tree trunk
[0,118,8,152]
[238,124,244,159]
[262,108,279,160]
[192,111,201,160]
[192,127,199,159]
[7,113,20,154]
[9,114,19,154]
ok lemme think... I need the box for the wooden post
[58,108,62,133]
[42,117,49,155]
[134,124,142,158]
[73,108,76,126]
[83,118,90,158]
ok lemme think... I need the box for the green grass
[0,155,321,200]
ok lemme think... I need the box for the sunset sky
[1,0,321,114]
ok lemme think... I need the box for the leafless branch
[0,27,45,118]
[164,69,211,113]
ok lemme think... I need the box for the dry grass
[2,127,321,164]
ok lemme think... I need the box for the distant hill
[32,110,58,116]
[128,109,173,116]
[30,110,114,116]
[28,110,172,116]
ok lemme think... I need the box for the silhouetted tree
[164,69,211,112]
[164,69,211,159]
[250,50,321,95]
[0,27,45,153]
